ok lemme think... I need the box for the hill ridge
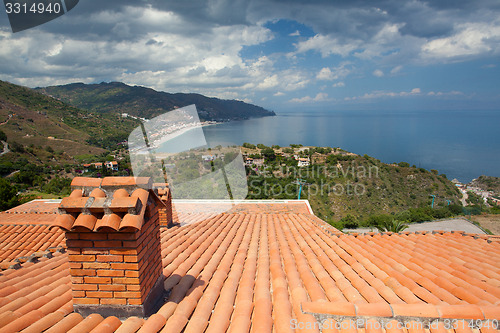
[36,81,276,121]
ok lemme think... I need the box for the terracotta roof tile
[101,176,151,187]
[52,178,163,232]
[71,177,103,188]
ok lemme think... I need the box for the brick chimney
[52,177,166,318]
[153,183,173,227]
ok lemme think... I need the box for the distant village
[243,145,357,166]
[453,179,500,206]
[82,161,119,172]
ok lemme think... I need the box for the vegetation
[36,82,276,121]
[375,219,409,233]
[0,178,20,210]
[0,80,138,205]
[244,144,468,230]
[0,80,140,151]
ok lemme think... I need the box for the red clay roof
[0,199,499,332]
[0,206,500,332]
[54,187,151,232]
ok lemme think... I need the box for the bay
[200,109,500,183]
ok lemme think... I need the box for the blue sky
[1,0,499,112]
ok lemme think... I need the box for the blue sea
[200,109,500,183]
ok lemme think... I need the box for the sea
[198,109,500,183]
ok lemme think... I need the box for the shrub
[341,214,359,229]
[376,219,409,233]
[10,141,24,153]
[0,178,19,210]
[242,142,256,149]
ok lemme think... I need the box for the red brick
[108,233,137,240]
[84,276,112,284]
[69,254,95,262]
[71,277,84,284]
[99,284,126,291]
[70,268,97,277]
[96,254,123,262]
[110,249,137,255]
[86,291,113,298]
[83,262,110,269]
[123,241,138,248]
[69,262,83,269]
[113,277,140,285]
[97,269,124,277]
[100,298,127,305]
[111,263,139,270]
[125,270,139,278]
[94,240,122,248]
[67,248,81,255]
[124,255,138,262]
[72,290,86,298]
[127,285,141,291]
[73,298,99,305]
[65,233,80,240]
[79,233,107,240]
[66,240,93,248]
[115,291,142,299]
[128,299,142,305]
[81,249,109,255]
[73,284,98,291]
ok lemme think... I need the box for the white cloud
[421,22,500,61]
[256,75,279,90]
[290,92,330,103]
[333,82,345,87]
[427,90,463,96]
[373,69,384,77]
[273,91,285,96]
[289,30,300,37]
[346,87,422,100]
[316,63,352,81]
[390,65,403,74]
[293,34,362,58]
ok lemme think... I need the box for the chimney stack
[52,177,165,318]
[153,183,173,227]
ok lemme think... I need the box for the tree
[0,130,7,142]
[376,219,409,233]
[341,214,359,229]
[0,178,20,211]
[242,142,256,149]
[261,147,276,161]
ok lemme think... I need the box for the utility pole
[430,195,436,208]
[296,178,306,200]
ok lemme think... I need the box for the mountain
[36,82,276,121]
[0,80,140,160]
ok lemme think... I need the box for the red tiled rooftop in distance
[2,199,60,216]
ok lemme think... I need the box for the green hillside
[36,82,276,121]
[243,145,463,228]
[0,80,140,155]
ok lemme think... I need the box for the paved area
[344,218,485,234]
[405,218,485,234]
